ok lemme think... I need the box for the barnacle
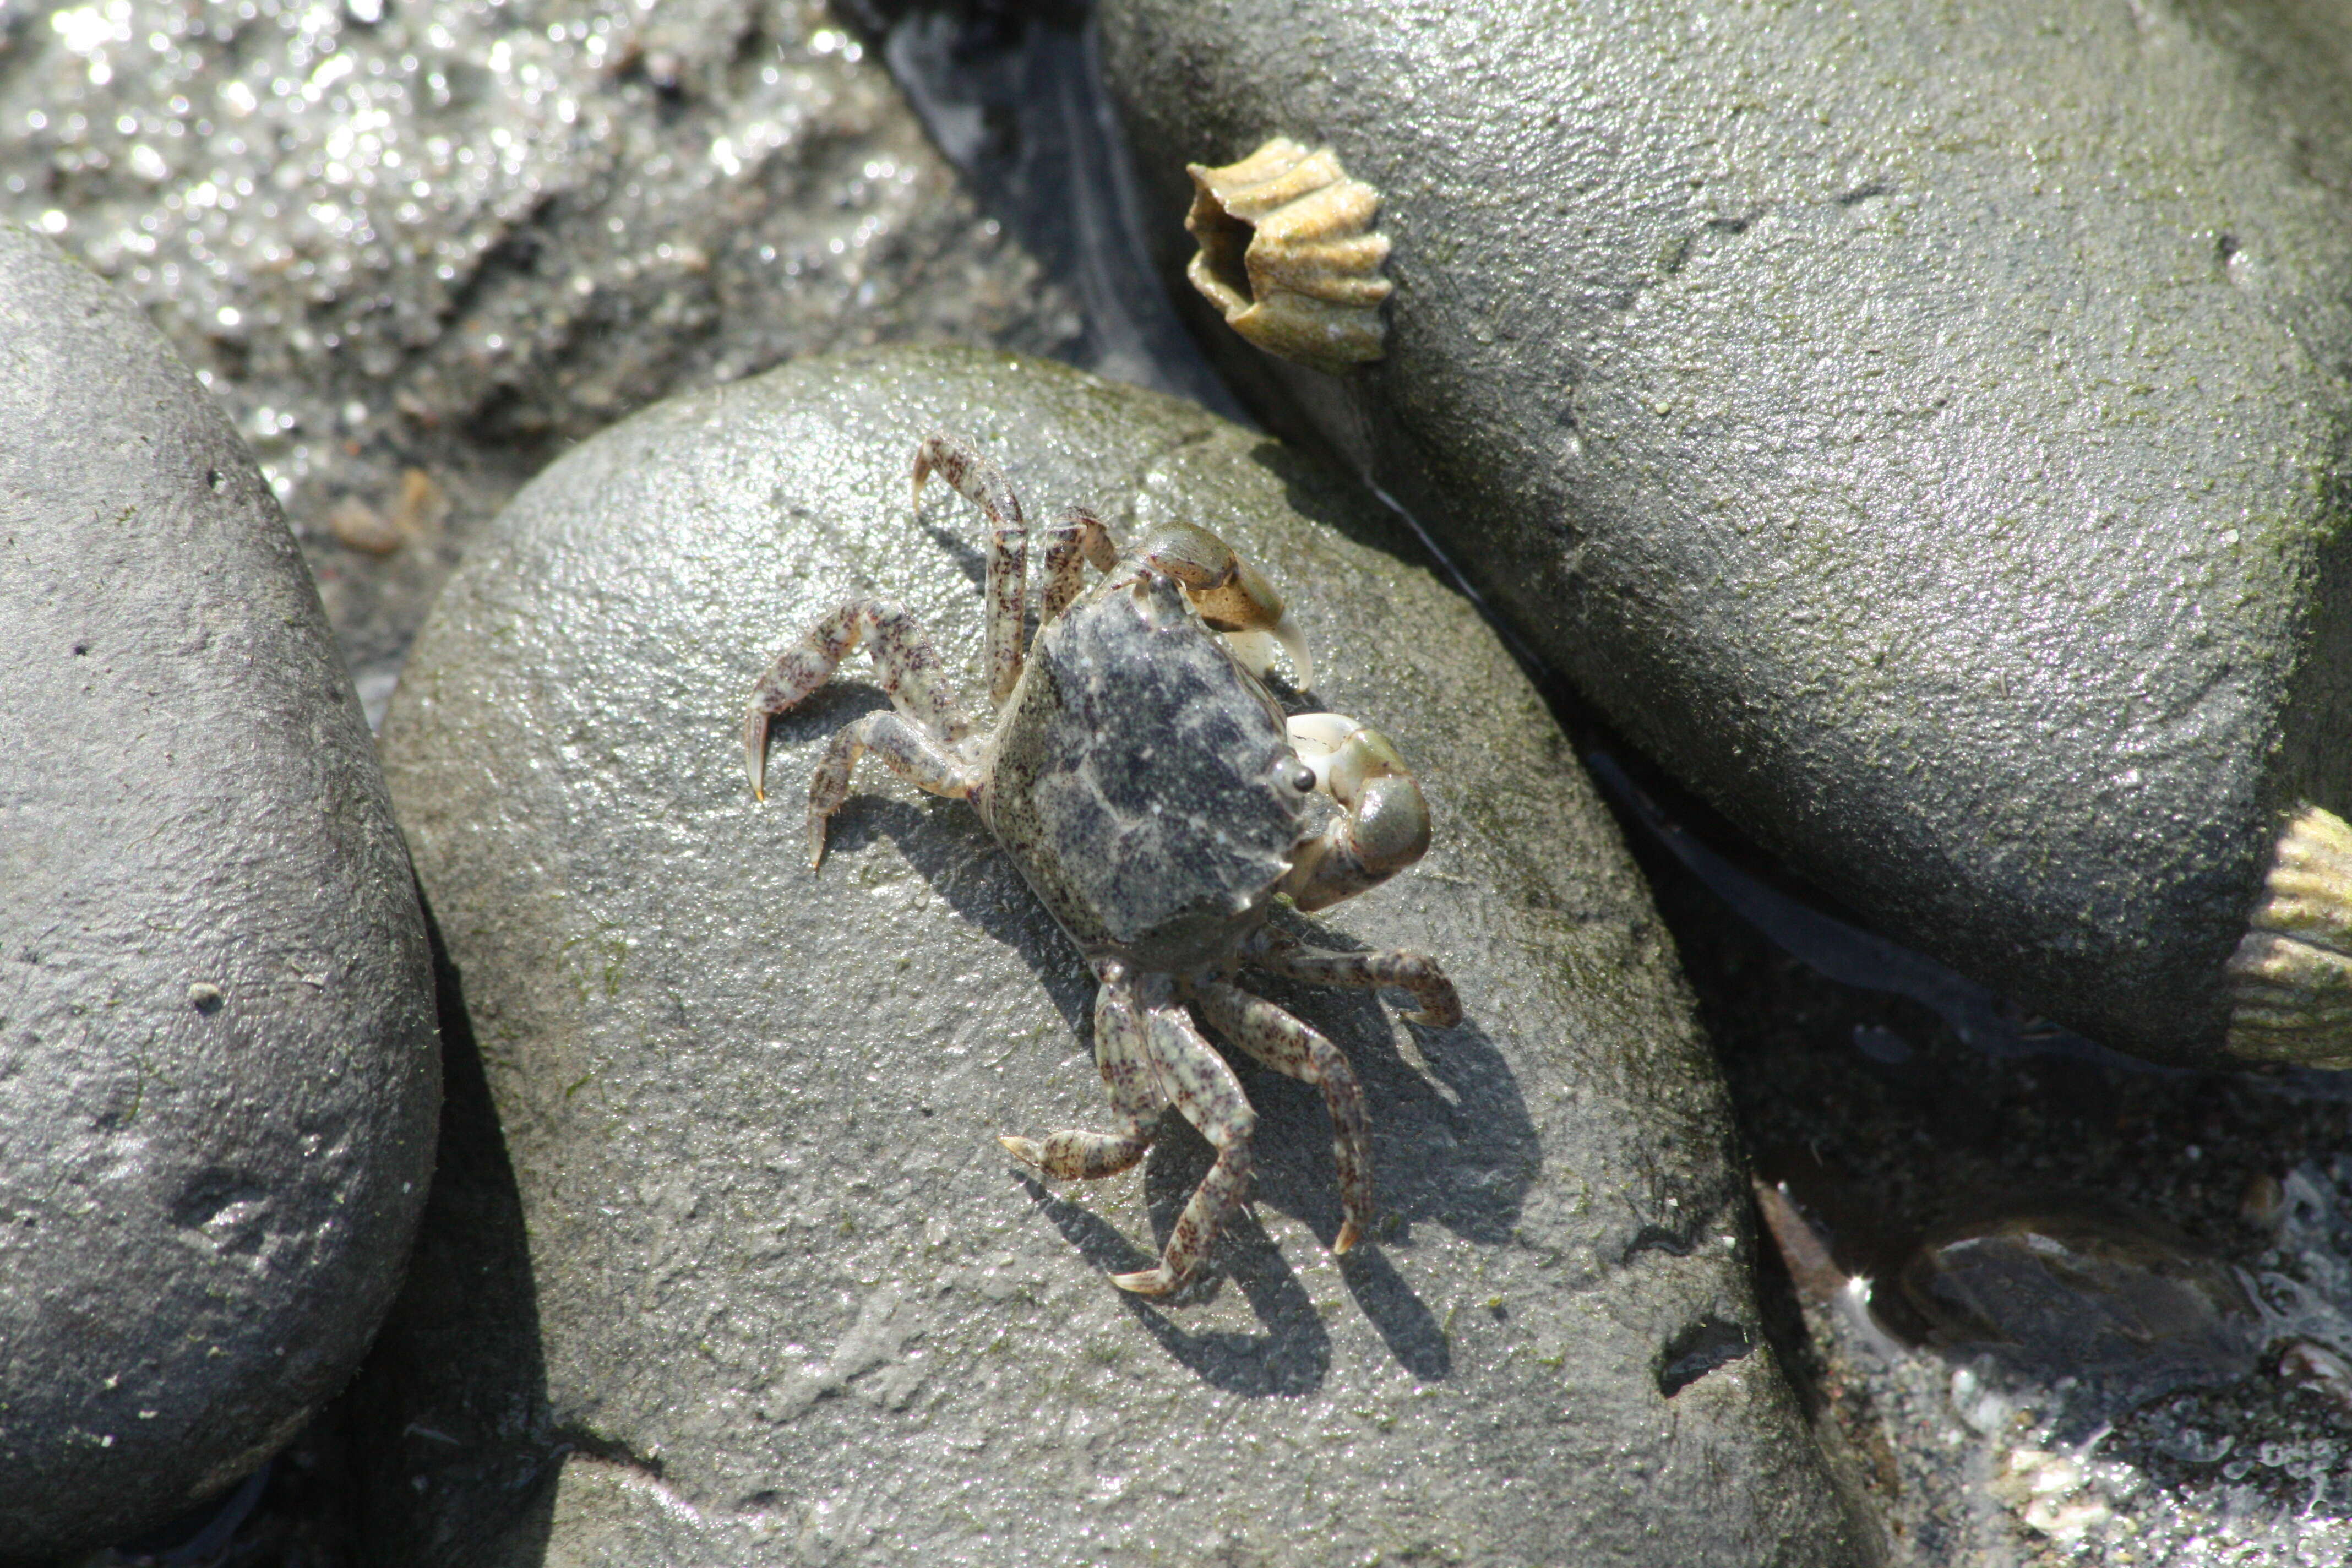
[1184,137,1392,374]
[2226,803,2352,1068]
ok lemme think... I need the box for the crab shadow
[1014,1170,1333,1396]
[916,514,992,594]
[818,785,1538,1391]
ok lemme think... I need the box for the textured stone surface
[0,224,438,1560]
[1099,0,2352,1067]
[375,344,1866,1565]
[0,0,1082,712]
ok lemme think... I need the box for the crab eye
[1292,766,1316,793]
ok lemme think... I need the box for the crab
[743,434,1460,1295]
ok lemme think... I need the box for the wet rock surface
[1628,786,2352,1566]
[373,344,1865,1565]
[1881,1208,2262,1442]
[1099,0,2352,1068]
[0,224,438,1560]
[0,0,1083,716]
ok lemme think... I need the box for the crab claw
[744,709,772,801]
[806,803,832,872]
[1282,714,1432,912]
[1137,520,1315,689]
[1110,1264,1182,1295]
[1267,609,1313,690]
[1217,615,1315,692]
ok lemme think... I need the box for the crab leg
[912,433,1028,706]
[1281,715,1432,911]
[1241,927,1462,1029]
[1039,507,1117,629]
[1000,959,1167,1180]
[1112,977,1258,1295]
[1194,979,1374,1256]
[743,598,972,799]
[1134,520,1314,688]
[805,711,976,869]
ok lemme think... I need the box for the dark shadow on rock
[342,895,561,1568]
[1249,439,1438,571]
[1017,1165,1332,1397]
[758,683,1104,1026]
[915,513,990,592]
[847,0,1248,418]
[1242,910,1540,1249]
[1336,1248,1450,1381]
[865,794,1100,1031]
[756,675,892,758]
[72,1461,274,1566]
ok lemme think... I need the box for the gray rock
[0,224,438,1559]
[375,344,1867,1564]
[0,0,1082,705]
[1097,0,2352,1068]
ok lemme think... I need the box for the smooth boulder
[0,225,439,1559]
[1099,0,2352,1069]
[375,344,1867,1565]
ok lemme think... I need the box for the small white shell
[2227,803,2352,1068]
[1184,137,1392,374]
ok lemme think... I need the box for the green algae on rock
[1099,0,2352,1070]
[374,345,1867,1564]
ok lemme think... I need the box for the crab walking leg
[804,710,976,869]
[1038,507,1116,629]
[742,598,973,799]
[1112,981,1258,1295]
[1240,927,1462,1030]
[1194,979,1375,1256]
[912,433,1028,706]
[1000,959,1168,1179]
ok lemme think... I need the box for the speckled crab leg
[1038,507,1116,629]
[1240,927,1463,1030]
[912,433,1027,706]
[1114,975,1259,1295]
[804,711,975,869]
[999,957,1168,1180]
[1193,979,1374,1256]
[742,598,973,800]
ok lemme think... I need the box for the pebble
[0,221,438,1559]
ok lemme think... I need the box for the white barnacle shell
[1184,137,1392,375]
[2227,803,2352,1068]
